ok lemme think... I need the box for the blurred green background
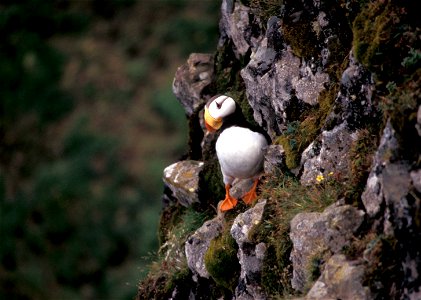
[0,0,219,299]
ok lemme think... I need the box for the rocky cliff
[138,0,420,299]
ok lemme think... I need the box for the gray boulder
[185,216,224,280]
[241,17,329,139]
[219,0,263,58]
[231,199,268,300]
[300,122,359,185]
[290,204,365,292]
[303,254,370,300]
[163,160,203,207]
[172,53,214,116]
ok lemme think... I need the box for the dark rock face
[138,1,420,299]
[362,120,421,299]
[241,15,330,138]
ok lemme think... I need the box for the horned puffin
[204,95,268,212]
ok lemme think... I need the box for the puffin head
[204,95,236,132]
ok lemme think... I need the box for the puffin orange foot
[219,185,238,212]
[219,196,238,212]
[242,179,259,205]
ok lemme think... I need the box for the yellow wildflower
[316,174,324,183]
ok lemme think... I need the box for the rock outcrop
[138,0,420,299]
[231,199,267,300]
[290,204,365,291]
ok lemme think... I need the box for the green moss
[381,69,420,131]
[260,237,293,297]
[163,266,192,296]
[281,12,320,60]
[249,0,284,22]
[276,87,338,169]
[326,36,353,80]
[381,69,420,163]
[199,154,225,209]
[352,1,418,82]
[138,262,193,299]
[213,42,248,93]
[362,235,400,298]
[204,224,240,291]
[352,1,393,73]
[304,248,331,290]
[346,128,379,206]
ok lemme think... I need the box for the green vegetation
[352,0,419,160]
[138,206,209,299]
[353,0,419,82]
[282,14,320,60]
[204,223,240,292]
[249,0,284,23]
[276,86,339,169]
[247,172,342,296]
[347,128,379,205]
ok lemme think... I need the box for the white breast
[216,126,267,181]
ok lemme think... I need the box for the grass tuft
[138,206,209,299]
[248,171,342,296]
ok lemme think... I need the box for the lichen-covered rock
[172,53,214,116]
[300,122,359,185]
[163,160,204,207]
[416,105,421,136]
[361,119,421,298]
[300,50,377,185]
[185,216,223,279]
[219,0,263,58]
[410,169,421,193]
[290,204,365,292]
[239,0,354,140]
[264,144,285,175]
[326,51,376,130]
[362,120,399,217]
[231,199,267,300]
[241,16,330,138]
[303,254,370,300]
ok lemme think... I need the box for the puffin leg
[219,184,238,212]
[242,179,259,205]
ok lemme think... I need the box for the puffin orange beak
[205,121,217,133]
[204,106,222,133]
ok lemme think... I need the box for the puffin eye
[215,95,228,109]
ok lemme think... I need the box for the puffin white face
[204,95,236,132]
